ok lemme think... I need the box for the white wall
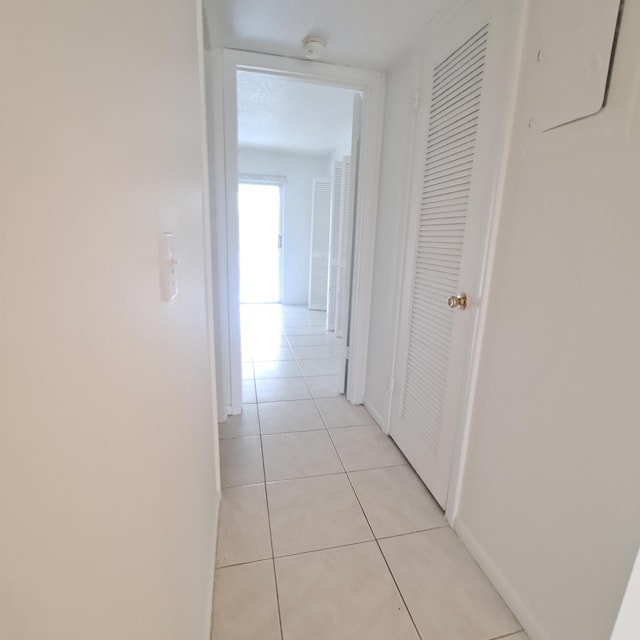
[0,2,219,639]
[205,48,232,422]
[454,2,640,639]
[367,1,640,638]
[611,545,640,640]
[238,147,331,305]
[364,52,417,427]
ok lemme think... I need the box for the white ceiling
[209,0,449,155]
[237,71,357,156]
[208,0,447,70]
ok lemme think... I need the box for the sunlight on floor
[240,304,346,403]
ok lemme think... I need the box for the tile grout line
[373,524,450,542]
[325,425,425,640]
[309,371,425,638]
[243,308,407,637]
[488,631,526,640]
[222,461,414,489]
[270,537,375,561]
[256,398,285,640]
[216,524,451,569]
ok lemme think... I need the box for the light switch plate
[159,232,178,302]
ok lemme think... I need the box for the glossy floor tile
[253,359,302,379]
[267,473,373,556]
[349,464,447,538]
[218,404,260,439]
[297,357,341,376]
[315,396,376,427]
[241,361,254,380]
[251,346,295,361]
[257,399,324,434]
[213,305,527,640]
[241,379,256,403]
[286,334,328,346]
[329,424,407,471]
[290,345,334,359]
[275,543,420,640]
[255,377,311,402]
[379,528,521,640]
[305,374,344,398]
[283,325,327,335]
[262,430,343,481]
[219,437,264,488]
[212,560,281,640]
[216,484,271,567]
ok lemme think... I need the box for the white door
[326,161,343,330]
[337,95,362,391]
[308,178,332,310]
[389,0,524,508]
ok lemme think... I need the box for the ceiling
[208,0,449,155]
[237,71,357,155]
[206,0,447,70]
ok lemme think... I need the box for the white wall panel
[456,1,640,639]
[0,2,218,638]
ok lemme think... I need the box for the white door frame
[387,0,528,518]
[217,49,385,415]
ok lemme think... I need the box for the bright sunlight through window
[239,182,281,303]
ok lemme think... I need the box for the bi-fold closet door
[331,156,353,338]
[309,178,332,311]
[389,0,525,509]
[308,158,352,322]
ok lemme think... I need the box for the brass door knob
[447,293,467,309]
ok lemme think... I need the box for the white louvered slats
[401,25,489,460]
[326,161,343,330]
[390,1,524,510]
[308,178,332,310]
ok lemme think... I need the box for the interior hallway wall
[238,147,331,305]
[0,1,219,639]
[455,2,640,639]
[365,1,640,638]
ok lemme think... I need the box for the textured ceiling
[237,71,358,155]
[207,0,446,70]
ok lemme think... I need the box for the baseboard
[363,397,388,433]
[454,517,550,640]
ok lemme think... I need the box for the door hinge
[277,234,282,248]
[411,95,419,112]
[388,375,395,393]
[344,345,350,360]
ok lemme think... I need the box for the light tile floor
[213,304,529,640]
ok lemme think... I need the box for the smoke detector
[302,36,326,60]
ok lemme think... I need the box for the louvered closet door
[389,0,522,509]
[309,178,332,310]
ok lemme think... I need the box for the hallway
[212,305,528,640]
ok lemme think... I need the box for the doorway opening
[216,50,385,416]
[235,68,360,404]
[238,180,283,304]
